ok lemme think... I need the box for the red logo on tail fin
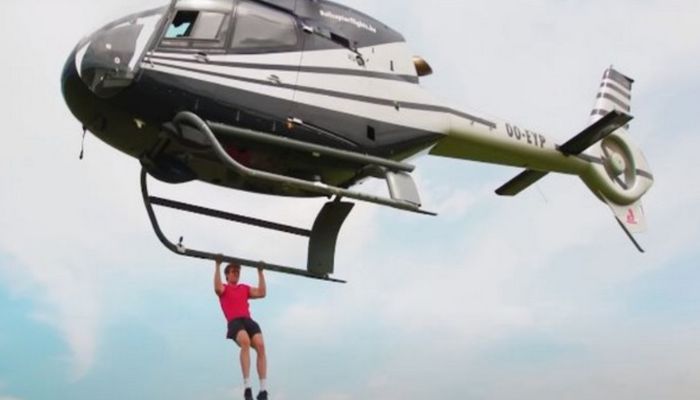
[626,208,638,225]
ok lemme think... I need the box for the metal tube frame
[173,111,435,215]
[140,168,347,283]
[206,120,415,173]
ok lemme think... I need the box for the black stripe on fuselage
[590,108,632,118]
[148,54,420,84]
[596,93,631,111]
[146,60,497,129]
[133,66,444,158]
[590,109,608,117]
[605,69,633,90]
[599,82,631,100]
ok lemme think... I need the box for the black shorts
[227,317,262,341]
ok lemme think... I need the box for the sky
[1,0,700,399]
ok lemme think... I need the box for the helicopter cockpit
[74,0,309,99]
[161,1,299,51]
[75,7,167,98]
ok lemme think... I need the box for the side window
[231,2,298,51]
[161,10,229,49]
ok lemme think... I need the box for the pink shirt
[219,283,251,321]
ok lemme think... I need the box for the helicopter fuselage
[62,0,485,196]
[61,0,656,268]
[62,0,652,207]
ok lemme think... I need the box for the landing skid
[141,168,352,283]
[139,111,436,282]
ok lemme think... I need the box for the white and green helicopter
[62,0,653,282]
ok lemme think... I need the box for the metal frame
[141,168,351,283]
[207,118,415,173]
[139,111,435,282]
[174,111,433,214]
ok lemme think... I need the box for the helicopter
[61,0,654,283]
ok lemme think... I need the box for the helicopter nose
[61,48,79,97]
[74,29,139,98]
[63,7,166,99]
[61,46,95,124]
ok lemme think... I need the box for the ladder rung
[149,196,311,237]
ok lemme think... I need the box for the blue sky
[1,0,700,399]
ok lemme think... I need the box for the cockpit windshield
[76,6,167,97]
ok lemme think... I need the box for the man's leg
[251,333,267,399]
[251,333,267,380]
[236,330,252,386]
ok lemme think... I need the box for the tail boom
[427,66,654,250]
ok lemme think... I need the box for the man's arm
[249,262,267,299]
[214,255,224,296]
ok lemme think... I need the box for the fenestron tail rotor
[601,134,637,192]
[582,67,653,251]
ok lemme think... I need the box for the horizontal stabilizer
[559,110,633,155]
[495,169,549,196]
[496,110,633,197]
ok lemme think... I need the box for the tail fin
[580,67,653,251]
[605,197,647,252]
[590,67,634,125]
[496,67,654,251]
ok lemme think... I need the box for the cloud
[0,0,171,380]
[273,130,700,399]
[269,89,700,400]
[0,382,21,400]
[1,0,698,397]
[312,392,353,400]
[465,321,700,400]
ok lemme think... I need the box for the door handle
[267,74,282,85]
[194,52,210,63]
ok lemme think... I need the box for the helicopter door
[291,24,370,149]
[227,1,302,119]
[152,2,301,121]
[152,4,234,109]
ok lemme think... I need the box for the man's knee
[236,331,251,348]
[252,335,265,354]
[255,342,266,355]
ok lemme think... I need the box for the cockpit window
[231,2,298,51]
[165,10,226,39]
[190,12,226,39]
[165,11,197,38]
[161,10,229,48]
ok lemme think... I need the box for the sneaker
[256,390,268,400]
[244,388,253,400]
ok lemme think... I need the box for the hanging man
[215,256,268,400]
